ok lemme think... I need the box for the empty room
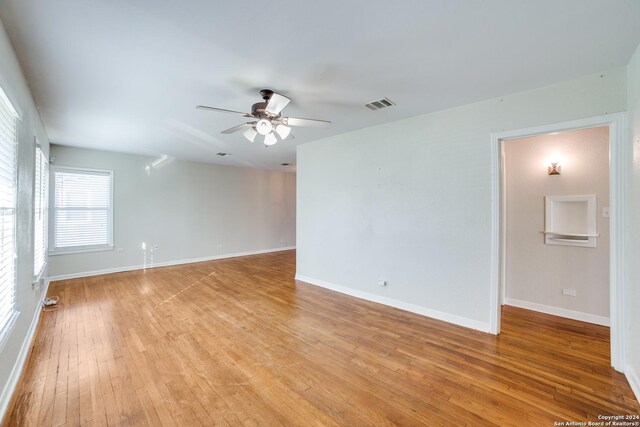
[0,1,639,426]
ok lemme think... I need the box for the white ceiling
[1,1,639,170]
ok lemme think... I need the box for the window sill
[0,311,19,354]
[33,264,46,284]
[49,246,114,256]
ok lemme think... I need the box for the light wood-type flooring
[4,250,639,426]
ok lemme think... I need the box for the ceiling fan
[197,89,331,146]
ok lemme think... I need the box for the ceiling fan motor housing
[260,89,274,100]
[251,102,267,117]
[251,101,280,119]
[250,89,281,119]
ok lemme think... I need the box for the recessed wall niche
[544,194,598,248]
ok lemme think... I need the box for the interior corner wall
[48,145,296,279]
[503,127,610,323]
[0,18,51,421]
[626,42,640,401]
[296,67,627,332]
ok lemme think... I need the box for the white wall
[297,67,626,332]
[503,127,609,323]
[48,145,296,278]
[626,43,640,401]
[0,19,51,421]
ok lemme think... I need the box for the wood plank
[4,250,638,426]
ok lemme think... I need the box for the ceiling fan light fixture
[264,132,277,146]
[275,124,291,140]
[197,89,332,147]
[243,127,258,143]
[256,119,273,136]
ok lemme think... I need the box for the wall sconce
[548,162,561,175]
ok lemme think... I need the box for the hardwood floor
[4,250,638,426]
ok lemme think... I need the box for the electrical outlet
[32,280,40,293]
[116,247,124,253]
[562,288,577,297]
[217,244,223,249]
[377,279,387,287]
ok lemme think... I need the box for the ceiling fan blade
[221,122,256,134]
[265,93,291,115]
[197,105,252,117]
[283,117,331,128]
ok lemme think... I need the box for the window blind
[52,168,113,251]
[33,145,48,277]
[0,87,18,338]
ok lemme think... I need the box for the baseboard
[295,274,490,333]
[626,363,640,404]
[0,277,50,425]
[504,297,610,326]
[49,246,296,282]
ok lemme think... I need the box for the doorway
[502,126,610,326]
[489,113,628,372]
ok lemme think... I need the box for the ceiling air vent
[364,97,396,111]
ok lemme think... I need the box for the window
[0,86,19,340]
[51,168,113,253]
[33,144,48,278]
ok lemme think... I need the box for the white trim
[0,277,50,424]
[32,265,47,289]
[625,363,640,404]
[608,113,629,373]
[490,124,502,334]
[49,246,296,281]
[33,265,46,283]
[504,297,610,326]
[49,166,114,252]
[49,245,114,256]
[490,112,628,372]
[0,81,21,119]
[33,139,49,281]
[295,274,490,333]
[0,311,18,354]
[50,165,112,175]
[500,148,507,308]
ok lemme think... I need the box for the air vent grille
[216,152,229,157]
[364,97,396,111]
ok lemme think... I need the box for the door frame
[489,112,628,372]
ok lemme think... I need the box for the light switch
[602,207,610,218]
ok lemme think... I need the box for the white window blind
[33,145,48,278]
[0,86,18,340]
[52,168,113,252]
